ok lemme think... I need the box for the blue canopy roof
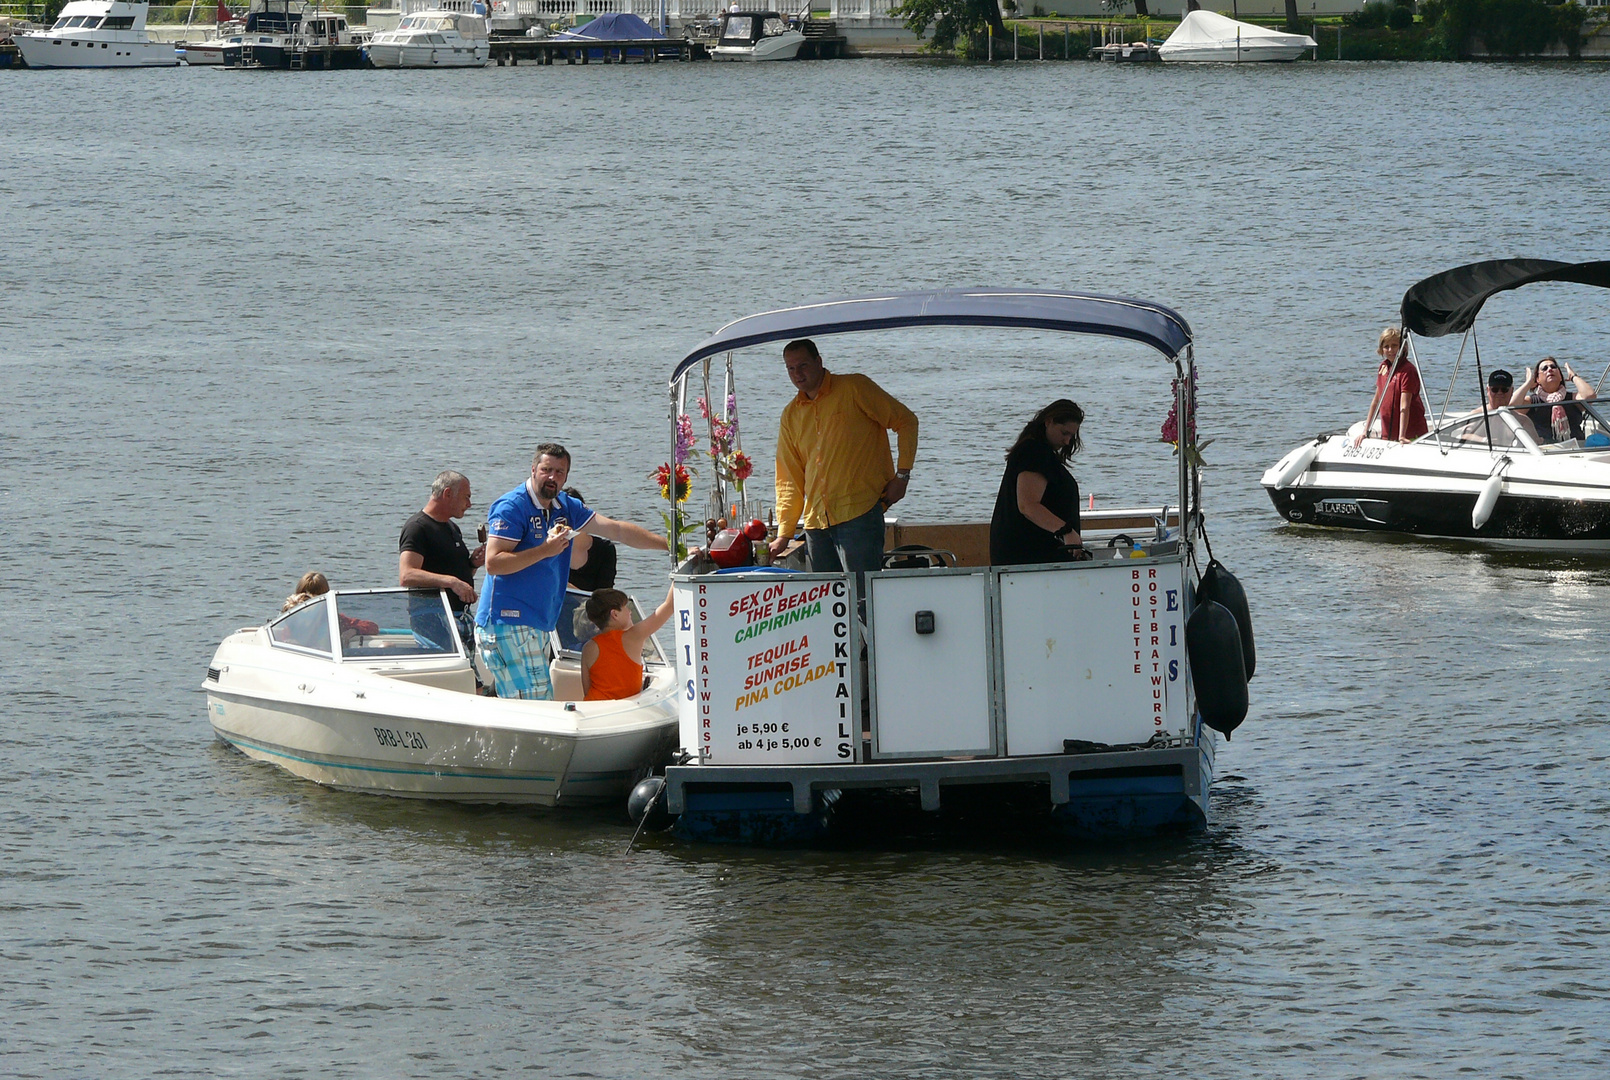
[553,12,665,40]
[670,288,1192,385]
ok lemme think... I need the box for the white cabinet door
[996,561,1186,755]
[868,570,994,758]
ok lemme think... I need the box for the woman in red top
[581,586,675,701]
[1358,326,1428,444]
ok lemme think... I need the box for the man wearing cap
[1458,369,1518,447]
[767,338,919,576]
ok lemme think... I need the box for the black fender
[1186,599,1248,739]
[1195,560,1255,681]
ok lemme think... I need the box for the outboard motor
[1186,600,1248,739]
[1195,560,1255,681]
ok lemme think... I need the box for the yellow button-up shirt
[775,370,918,536]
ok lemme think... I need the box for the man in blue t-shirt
[475,442,668,699]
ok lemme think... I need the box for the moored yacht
[224,0,365,68]
[14,0,178,67]
[710,10,804,61]
[1264,259,1610,549]
[367,6,488,67]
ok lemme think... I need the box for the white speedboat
[1264,258,1610,549]
[204,587,679,805]
[710,10,804,61]
[14,0,178,67]
[368,8,488,67]
[1158,10,1315,63]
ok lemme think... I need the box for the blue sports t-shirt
[475,484,595,632]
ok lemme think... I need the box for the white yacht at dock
[14,0,178,67]
[368,1,490,68]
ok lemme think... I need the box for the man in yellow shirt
[767,338,918,575]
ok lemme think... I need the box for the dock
[491,36,692,64]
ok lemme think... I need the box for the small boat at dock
[1158,10,1315,63]
[710,10,804,61]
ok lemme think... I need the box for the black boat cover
[1401,258,1610,338]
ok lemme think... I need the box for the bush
[1344,1,1395,28]
[1388,3,1415,27]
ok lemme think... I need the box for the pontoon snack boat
[1264,259,1610,550]
[710,10,804,61]
[204,587,678,805]
[635,288,1255,844]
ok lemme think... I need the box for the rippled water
[3,60,1609,1077]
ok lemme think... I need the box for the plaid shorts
[476,622,553,700]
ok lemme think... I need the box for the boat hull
[1159,43,1308,62]
[1263,436,1610,549]
[711,32,803,61]
[208,687,677,805]
[15,33,177,67]
[367,40,489,67]
[179,42,227,64]
[664,741,1213,845]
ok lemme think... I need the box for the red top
[584,629,644,701]
[1376,359,1428,441]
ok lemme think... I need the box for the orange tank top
[584,628,644,701]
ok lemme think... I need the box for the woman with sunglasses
[1511,357,1597,444]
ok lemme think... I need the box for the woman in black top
[989,399,1085,565]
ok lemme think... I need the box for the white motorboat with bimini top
[1158,10,1315,63]
[367,6,488,67]
[204,587,679,805]
[710,10,804,61]
[1264,259,1610,550]
[634,288,1256,845]
[13,0,178,67]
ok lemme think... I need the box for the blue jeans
[805,503,885,576]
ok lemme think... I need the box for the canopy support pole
[1434,329,1471,454]
[1471,329,1493,452]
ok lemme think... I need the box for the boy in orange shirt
[581,586,675,701]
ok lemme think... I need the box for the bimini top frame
[669,287,1193,386]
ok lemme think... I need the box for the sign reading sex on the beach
[673,573,855,765]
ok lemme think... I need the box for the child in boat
[581,586,675,701]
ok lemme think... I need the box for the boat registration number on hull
[1317,499,1363,517]
[375,726,428,750]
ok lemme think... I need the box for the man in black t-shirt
[399,470,485,613]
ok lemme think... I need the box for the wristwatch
[894,469,911,480]
[1053,522,1074,540]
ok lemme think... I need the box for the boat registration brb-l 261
[636,288,1257,845]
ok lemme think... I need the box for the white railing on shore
[488,0,811,23]
[830,0,902,18]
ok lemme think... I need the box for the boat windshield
[720,16,752,40]
[1424,406,1531,450]
[334,590,465,659]
[1508,399,1609,452]
[763,17,788,35]
[553,590,667,665]
[268,597,333,656]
